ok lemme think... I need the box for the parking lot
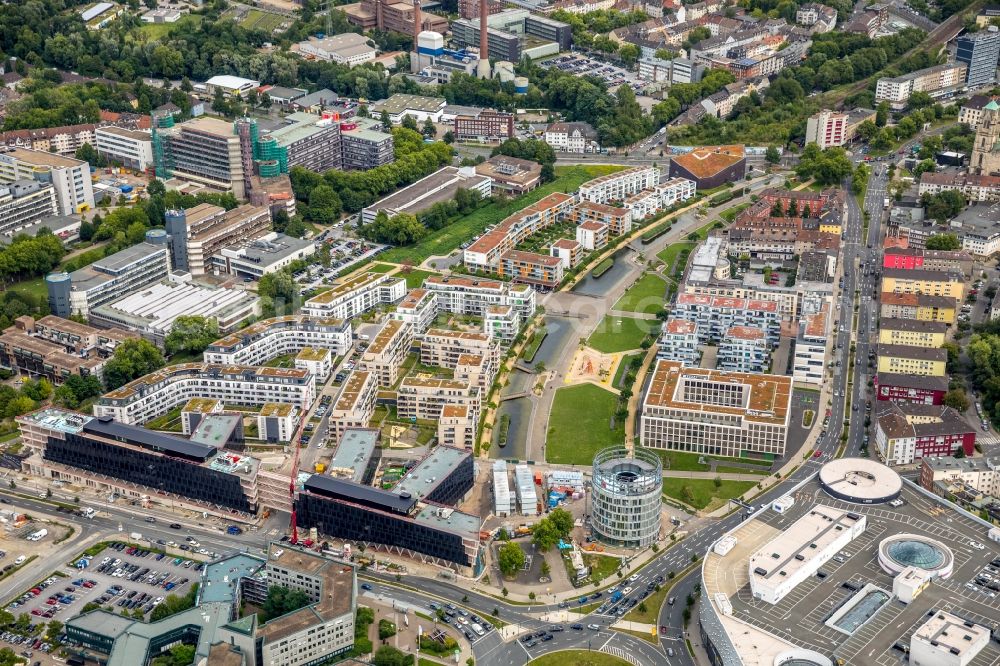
[8,542,200,627]
[295,237,387,291]
[541,55,643,94]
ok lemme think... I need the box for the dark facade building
[669,145,747,190]
[340,119,395,170]
[525,14,573,51]
[875,372,949,405]
[452,21,522,61]
[454,111,514,144]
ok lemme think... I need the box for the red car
[659,626,668,635]
[814,450,822,458]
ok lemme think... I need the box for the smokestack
[413,0,422,47]
[476,0,491,79]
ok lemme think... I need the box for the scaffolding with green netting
[254,135,288,175]
[151,113,175,180]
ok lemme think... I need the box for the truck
[610,589,623,603]
[81,508,96,519]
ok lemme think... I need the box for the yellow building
[877,344,947,377]
[881,268,964,301]
[877,318,948,348]
[819,220,842,234]
[879,293,957,324]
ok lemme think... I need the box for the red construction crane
[288,412,309,543]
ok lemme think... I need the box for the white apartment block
[438,404,477,449]
[623,188,661,221]
[0,148,95,215]
[424,275,536,323]
[484,304,521,343]
[391,288,438,335]
[258,403,300,443]
[793,297,831,386]
[672,294,781,345]
[640,359,791,458]
[657,318,700,366]
[421,328,500,370]
[578,166,660,205]
[717,325,770,373]
[463,192,575,271]
[397,377,481,423]
[94,126,154,172]
[295,347,333,383]
[576,221,609,251]
[203,316,353,366]
[805,110,849,149]
[875,62,968,110]
[94,364,316,425]
[359,319,413,387]
[330,371,378,441]
[302,272,407,319]
[622,179,695,219]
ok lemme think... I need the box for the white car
[970,541,986,550]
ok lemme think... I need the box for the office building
[453,111,514,144]
[298,33,378,66]
[164,203,271,274]
[578,166,659,205]
[464,192,575,271]
[345,0,449,37]
[359,319,413,387]
[205,75,260,98]
[668,145,746,189]
[424,274,535,323]
[253,113,346,174]
[641,359,791,458]
[875,62,968,110]
[214,233,317,279]
[153,116,248,199]
[882,247,975,277]
[361,166,492,224]
[544,122,599,153]
[910,612,989,666]
[17,408,258,517]
[805,110,849,149]
[0,315,135,384]
[330,371,379,441]
[875,402,976,465]
[338,117,394,170]
[0,180,58,236]
[498,249,564,290]
[876,344,948,377]
[474,155,541,194]
[657,319,700,366]
[0,147,95,215]
[88,278,260,347]
[956,28,1000,88]
[877,318,948,348]
[880,292,957,324]
[94,126,154,172]
[717,325,769,373]
[371,94,447,123]
[591,446,662,547]
[792,297,831,386]
[302,272,407,319]
[875,372,949,406]
[94,363,315,426]
[46,240,171,318]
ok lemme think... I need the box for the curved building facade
[591,447,662,548]
[818,458,902,504]
[878,533,954,579]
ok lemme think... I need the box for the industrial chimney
[476,0,491,79]
[413,0,422,47]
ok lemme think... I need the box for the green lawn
[720,202,751,223]
[547,384,625,465]
[529,651,631,666]
[367,263,396,274]
[380,165,624,265]
[584,553,622,585]
[662,478,756,511]
[613,273,668,314]
[138,14,202,38]
[612,352,643,390]
[656,242,695,274]
[521,327,548,362]
[644,448,773,472]
[398,268,439,289]
[4,275,48,302]
[715,465,769,476]
[586,316,653,354]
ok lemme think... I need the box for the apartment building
[805,110,849,149]
[792,298,831,386]
[0,148,95,215]
[453,111,514,144]
[484,304,521,343]
[796,3,837,31]
[0,180,58,236]
[463,192,575,271]
[330,371,378,441]
[257,402,300,443]
[550,238,582,269]
[294,347,333,383]
[672,294,781,345]
[94,364,315,425]
[882,246,975,277]
[0,315,135,384]
[164,203,271,274]
[359,319,413,387]
[640,359,791,457]
[421,329,499,377]
[875,62,968,110]
[391,288,438,334]
[657,318,700,366]
[154,117,248,199]
[302,272,407,319]
[46,240,171,318]
[880,292,957,324]
[204,316,352,366]
[577,166,660,205]
[920,455,1000,497]
[959,94,995,128]
[397,377,481,424]
[576,221,609,251]
[94,126,154,172]
[881,268,965,300]
[919,171,1000,202]
[438,404,476,449]
[875,402,976,465]
[0,123,98,157]
[544,122,599,154]
[498,250,564,290]
[878,318,948,348]
[717,325,770,373]
[875,372,949,406]
[876,343,948,377]
[424,275,536,324]
[571,201,633,236]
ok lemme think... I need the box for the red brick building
[874,372,949,406]
[453,111,514,144]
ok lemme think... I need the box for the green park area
[366,263,396,274]
[662,478,756,511]
[398,268,439,289]
[380,165,623,265]
[656,242,695,278]
[645,448,773,472]
[547,384,624,465]
[612,352,643,389]
[529,651,631,666]
[613,273,668,315]
[586,316,653,354]
[720,202,751,222]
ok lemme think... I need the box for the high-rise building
[153,117,248,199]
[0,148,95,215]
[956,28,1000,88]
[0,180,58,236]
[805,110,849,149]
[164,203,272,274]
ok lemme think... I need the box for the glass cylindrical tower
[591,446,662,548]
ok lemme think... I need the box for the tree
[765,146,780,164]
[103,338,166,390]
[619,43,640,67]
[372,646,408,666]
[261,586,311,623]
[377,618,397,640]
[361,212,427,245]
[401,114,419,132]
[954,445,966,458]
[498,541,525,577]
[75,143,103,168]
[308,185,343,224]
[164,316,219,357]
[922,191,966,223]
[443,130,455,144]
[422,117,437,138]
[152,644,196,666]
[875,101,889,127]
[925,233,961,250]
[943,388,971,413]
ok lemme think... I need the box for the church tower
[970,100,1000,176]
